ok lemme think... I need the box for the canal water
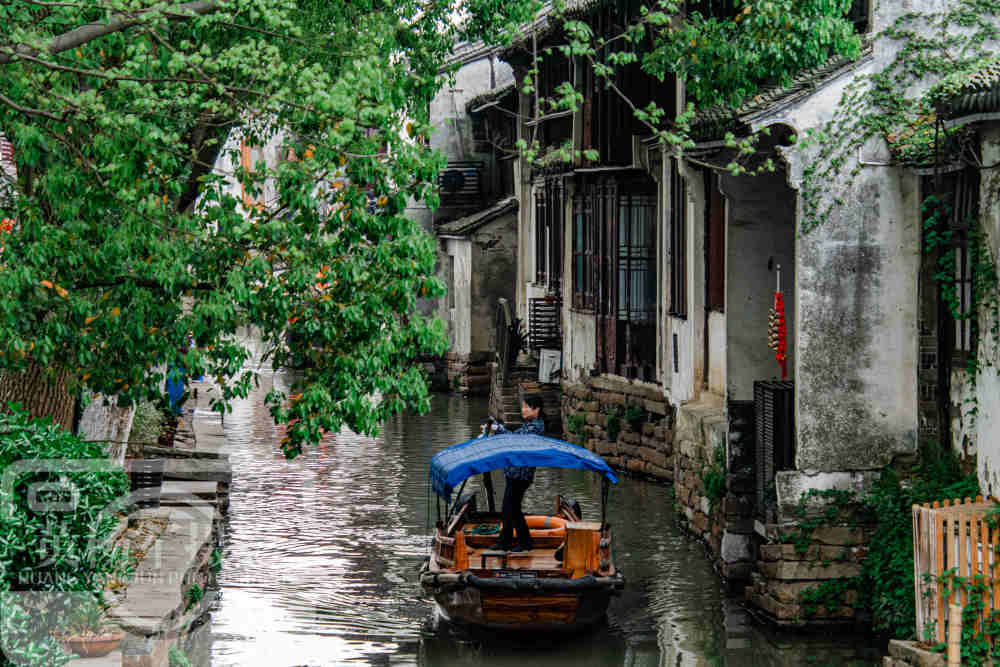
[194,371,880,666]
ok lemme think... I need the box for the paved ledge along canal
[186,369,880,666]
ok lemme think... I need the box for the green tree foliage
[0,0,532,456]
[532,0,860,162]
[0,405,132,666]
[642,0,861,108]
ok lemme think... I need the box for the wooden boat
[420,433,624,632]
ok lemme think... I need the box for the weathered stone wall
[748,522,872,627]
[445,351,491,396]
[673,398,755,585]
[561,376,675,481]
[469,213,518,354]
[976,125,1000,497]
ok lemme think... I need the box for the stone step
[163,458,232,483]
[159,481,219,506]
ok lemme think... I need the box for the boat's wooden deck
[460,521,566,572]
[465,546,564,571]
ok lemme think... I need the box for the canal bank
[66,384,230,667]
[165,369,880,666]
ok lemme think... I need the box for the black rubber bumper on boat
[421,571,625,593]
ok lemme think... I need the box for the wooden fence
[913,496,1000,645]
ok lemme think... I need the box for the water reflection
[199,377,878,666]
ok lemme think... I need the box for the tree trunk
[78,397,136,464]
[0,361,75,431]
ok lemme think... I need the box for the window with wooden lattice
[535,177,564,292]
[576,174,658,381]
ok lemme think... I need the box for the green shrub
[605,412,621,443]
[859,445,979,639]
[184,584,204,612]
[0,404,132,667]
[624,405,644,432]
[210,548,223,575]
[169,645,193,667]
[700,444,727,512]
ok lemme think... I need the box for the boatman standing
[490,395,546,552]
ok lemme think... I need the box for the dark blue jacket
[503,418,544,482]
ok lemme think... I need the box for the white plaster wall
[976,126,1000,496]
[950,367,977,462]
[721,171,796,402]
[565,310,598,381]
[515,82,533,324]
[469,213,518,353]
[667,159,701,405]
[746,31,934,472]
[708,310,726,394]
[429,55,513,158]
[788,162,920,472]
[444,238,472,356]
[687,163,707,396]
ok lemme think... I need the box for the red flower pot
[64,630,125,658]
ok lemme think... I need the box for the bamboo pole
[948,603,963,667]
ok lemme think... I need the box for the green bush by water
[0,404,133,667]
[859,446,979,639]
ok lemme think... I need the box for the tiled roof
[690,48,869,141]
[437,196,518,236]
[442,41,497,69]
[501,0,601,55]
[935,59,1000,120]
[466,82,516,114]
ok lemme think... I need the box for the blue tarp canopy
[429,433,619,501]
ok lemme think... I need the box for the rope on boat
[465,523,501,535]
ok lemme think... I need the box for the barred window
[577,174,658,381]
[572,185,596,310]
[535,177,564,291]
[617,192,657,324]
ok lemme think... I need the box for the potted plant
[57,600,125,658]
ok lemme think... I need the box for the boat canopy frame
[429,433,618,526]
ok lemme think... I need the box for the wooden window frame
[668,159,687,319]
[535,177,564,292]
[705,169,725,313]
[572,185,597,310]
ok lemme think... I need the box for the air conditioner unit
[438,161,483,208]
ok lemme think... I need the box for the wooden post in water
[948,603,962,667]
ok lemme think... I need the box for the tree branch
[0,92,69,121]
[72,277,216,291]
[0,0,218,65]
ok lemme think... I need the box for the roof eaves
[441,41,498,71]
[436,196,519,236]
[499,0,601,59]
[933,59,1000,124]
[466,82,517,114]
[689,46,871,142]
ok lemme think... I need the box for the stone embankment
[68,380,231,667]
[561,376,674,481]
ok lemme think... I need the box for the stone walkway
[65,380,230,667]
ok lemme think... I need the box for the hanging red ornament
[774,291,787,380]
